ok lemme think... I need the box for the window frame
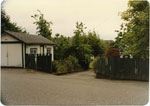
[30,48,37,55]
[47,48,51,55]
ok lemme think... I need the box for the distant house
[106,48,120,56]
[1,31,54,68]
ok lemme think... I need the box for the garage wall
[26,45,54,61]
[23,44,25,68]
[1,43,23,67]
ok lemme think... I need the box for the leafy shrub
[52,56,80,74]
[89,57,99,73]
[52,60,59,72]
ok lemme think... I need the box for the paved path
[1,68,149,105]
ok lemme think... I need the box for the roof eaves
[5,31,25,43]
[25,42,55,45]
[4,31,55,45]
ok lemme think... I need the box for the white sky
[2,0,129,40]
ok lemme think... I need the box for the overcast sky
[2,0,128,40]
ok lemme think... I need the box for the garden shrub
[89,57,99,73]
[52,56,80,74]
[52,60,59,72]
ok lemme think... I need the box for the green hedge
[52,56,81,74]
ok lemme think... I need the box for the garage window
[30,48,37,55]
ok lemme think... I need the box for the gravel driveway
[1,68,149,105]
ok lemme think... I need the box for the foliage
[109,42,119,48]
[71,22,106,69]
[89,57,99,73]
[52,56,80,74]
[71,43,92,69]
[52,22,106,69]
[1,9,27,33]
[115,1,149,58]
[104,40,114,47]
[83,31,106,56]
[71,22,92,69]
[52,33,71,60]
[31,10,53,39]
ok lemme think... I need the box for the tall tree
[83,31,106,56]
[72,22,87,46]
[52,33,71,60]
[71,22,92,69]
[1,9,27,33]
[31,10,53,39]
[115,1,149,58]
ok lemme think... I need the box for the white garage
[1,31,54,68]
[2,44,23,67]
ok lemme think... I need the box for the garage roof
[4,31,54,45]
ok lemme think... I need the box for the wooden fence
[25,54,52,73]
[96,56,149,81]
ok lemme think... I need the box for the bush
[89,57,99,73]
[52,56,81,74]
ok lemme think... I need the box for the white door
[1,44,22,67]
[1,44,8,66]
